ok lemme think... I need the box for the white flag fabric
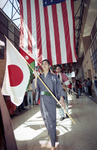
[1,38,30,106]
[0,40,5,46]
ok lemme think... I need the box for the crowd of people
[81,74,97,97]
[71,74,97,98]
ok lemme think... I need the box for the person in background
[75,79,79,98]
[72,81,76,92]
[86,78,92,97]
[55,64,69,120]
[92,74,97,97]
[68,81,72,95]
[78,81,82,96]
[82,80,85,93]
[84,79,88,93]
[27,81,34,107]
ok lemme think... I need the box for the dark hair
[42,59,50,65]
[56,64,62,69]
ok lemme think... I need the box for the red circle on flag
[8,65,23,87]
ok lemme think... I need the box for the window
[0,40,5,59]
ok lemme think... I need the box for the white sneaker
[26,105,29,108]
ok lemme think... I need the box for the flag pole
[19,45,76,124]
[61,85,73,99]
[67,87,77,95]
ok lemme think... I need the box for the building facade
[0,9,19,87]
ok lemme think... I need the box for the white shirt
[57,73,62,83]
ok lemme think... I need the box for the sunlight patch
[14,106,72,141]
[39,140,59,148]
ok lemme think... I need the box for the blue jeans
[78,88,81,96]
[73,87,75,92]
[27,91,33,106]
[94,86,97,96]
[59,91,68,117]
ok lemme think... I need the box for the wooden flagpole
[67,87,77,95]
[62,85,73,99]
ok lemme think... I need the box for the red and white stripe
[20,0,77,66]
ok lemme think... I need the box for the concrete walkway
[12,93,97,150]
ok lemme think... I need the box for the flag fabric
[20,0,77,66]
[19,46,35,90]
[1,38,30,106]
[0,40,5,46]
[19,46,35,74]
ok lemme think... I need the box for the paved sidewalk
[12,93,97,150]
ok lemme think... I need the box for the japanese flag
[1,38,30,106]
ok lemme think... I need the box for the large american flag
[20,0,77,66]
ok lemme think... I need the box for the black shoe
[66,114,69,118]
[35,103,39,105]
[60,117,65,121]
[22,108,26,110]
[10,113,17,118]
[18,108,21,112]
